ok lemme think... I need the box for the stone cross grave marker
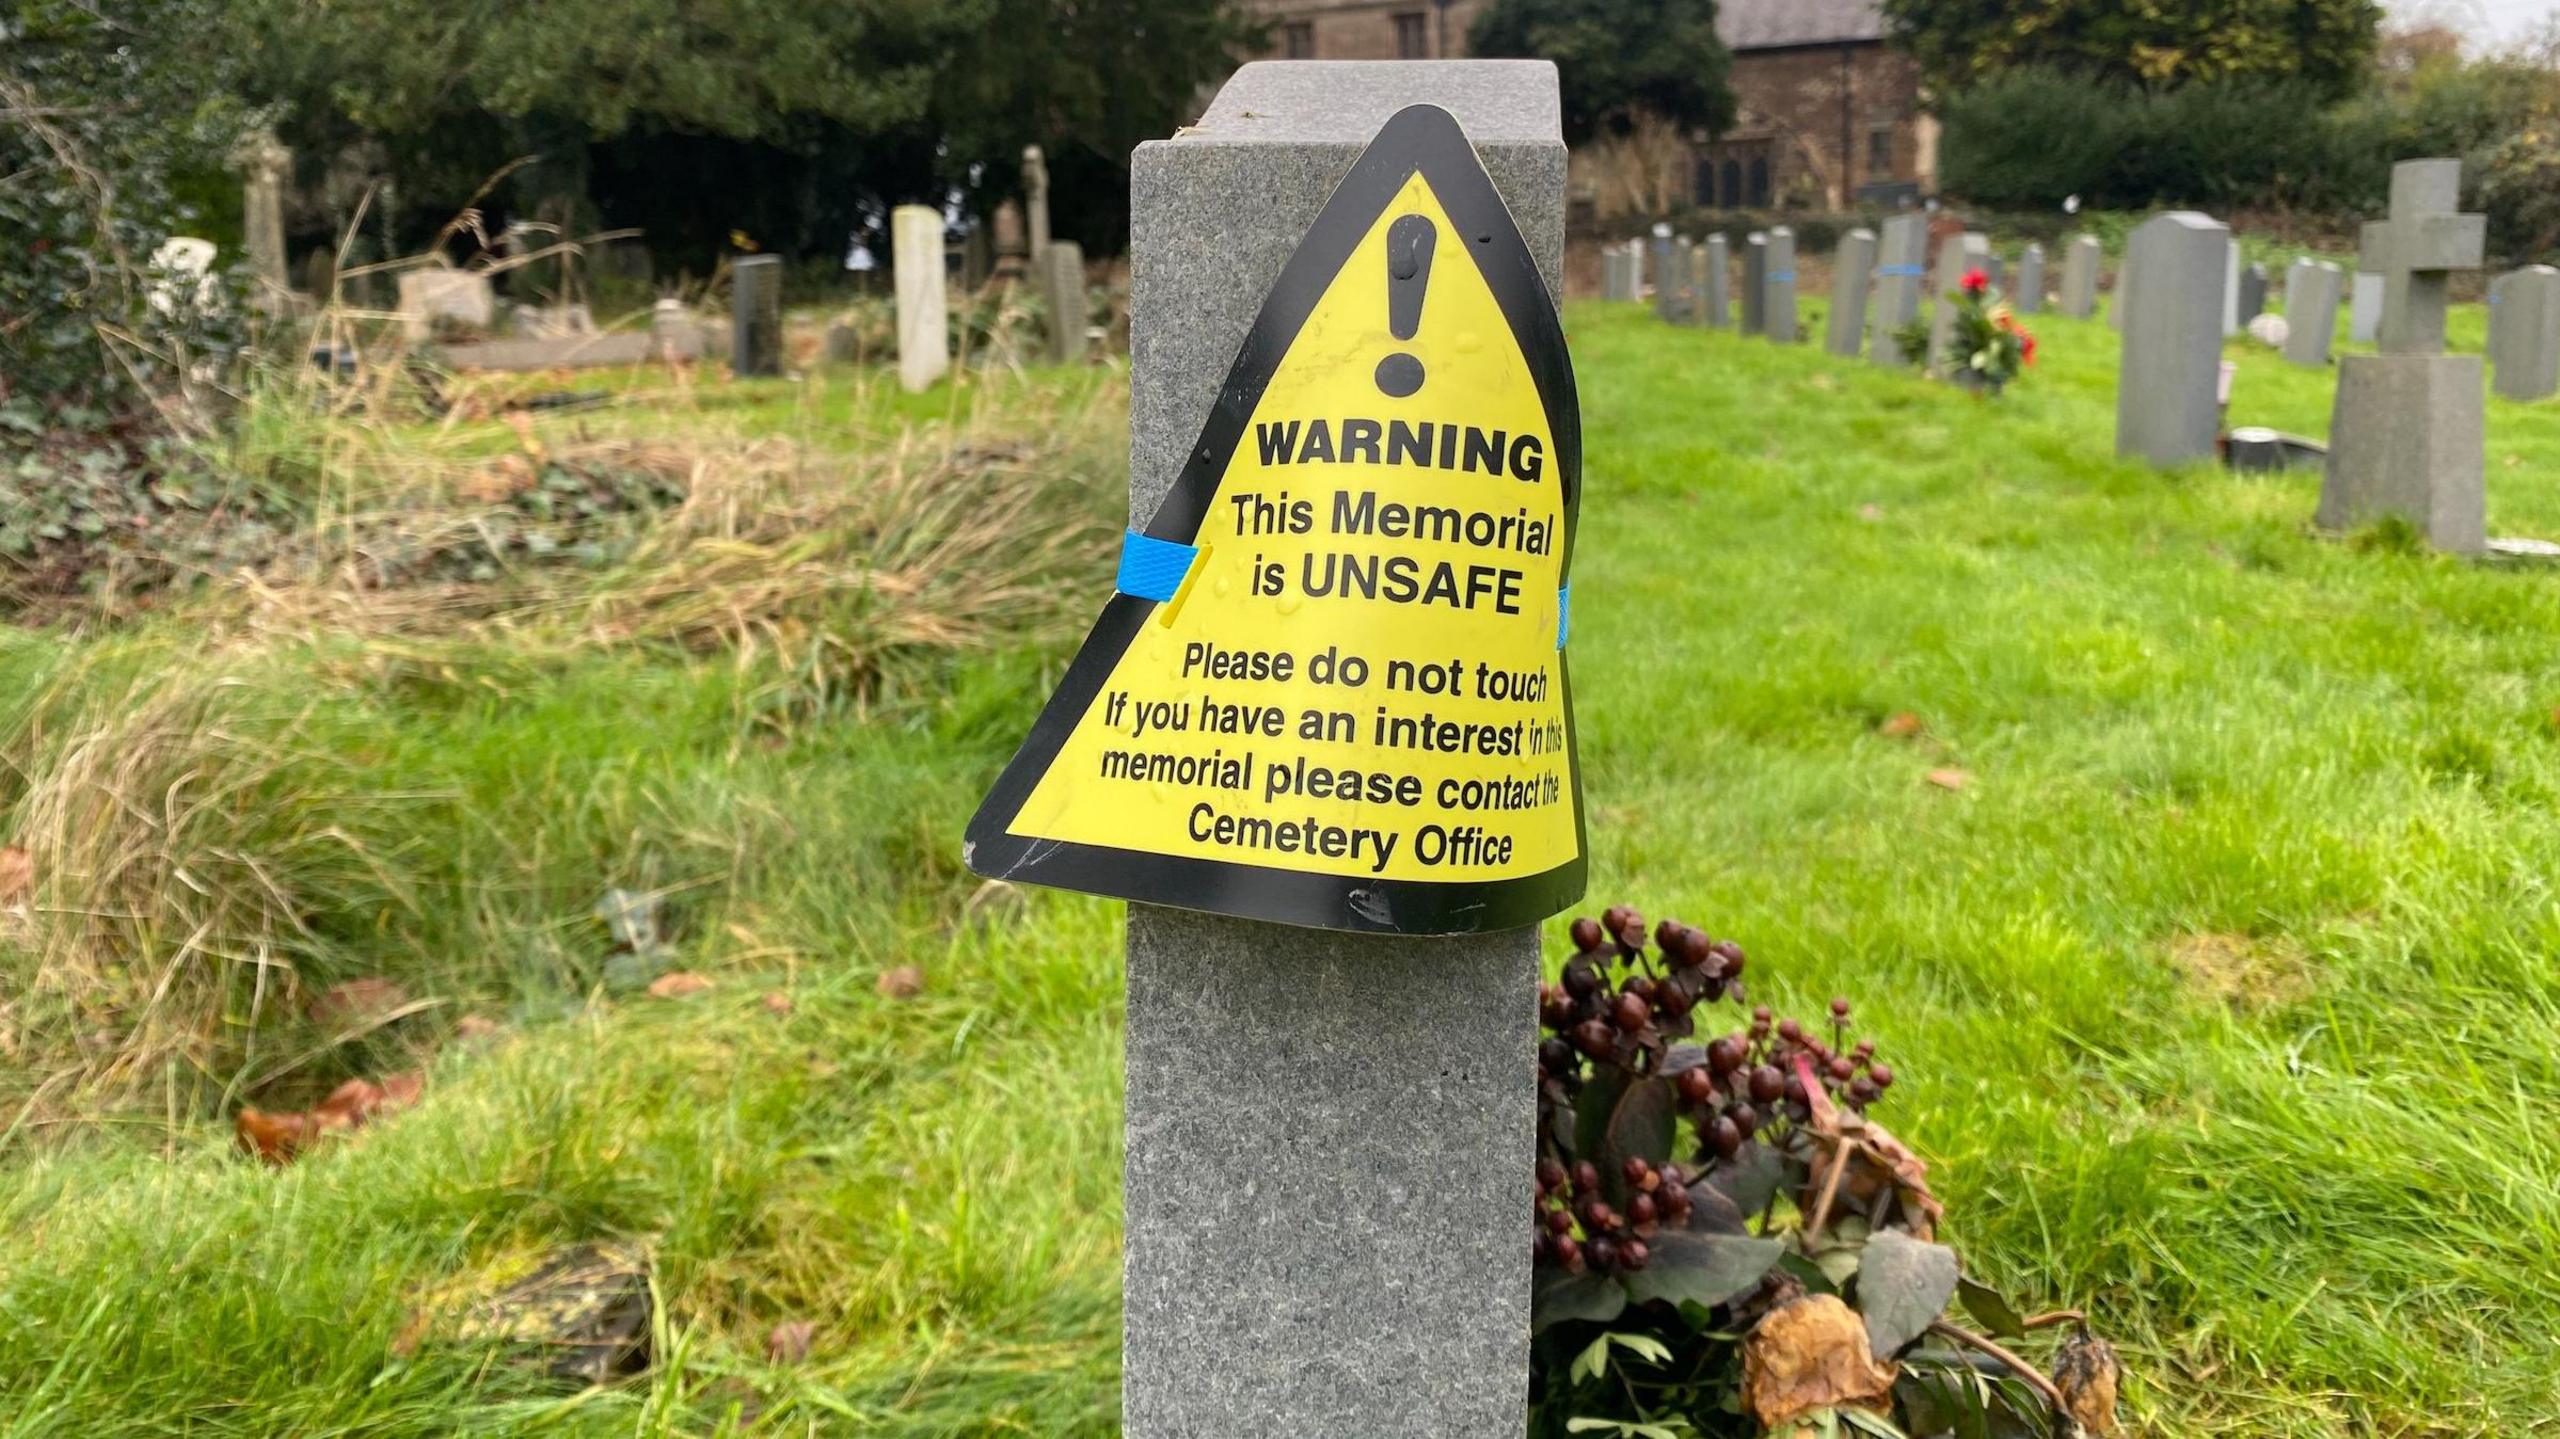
[2318,158,2487,551]
[2351,272,2384,343]
[2060,234,2100,318]
[2488,265,2560,402]
[1069,61,1573,1435]
[893,205,950,392]
[1870,213,1926,364]
[1827,227,1876,357]
[1701,233,1730,326]
[1925,231,1988,372]
[1741,232,1768,335]
[731,254,785,378]
[2114,212,2229,467]
[2283,258,2343,368]
[1040,240,1090,366]
[1763,226,1799,343]
[1023,145,1052,262]
[236,130,292,308]
[2015,242,2045,315]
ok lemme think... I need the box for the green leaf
[1857,1230,1961,1359]
[1956,1275,2026,1340]
[1533,1268,1627,1335]
[1621,1231,1783,1311]
[1570,1332,1615,1385]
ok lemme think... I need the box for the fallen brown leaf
[237,1071,426,1165]
[309,976,411,1026]
[1743,1294,1898,1430]
[1923,767,1970,791]
[876,965,925,999]
[648,971,715,999]
[235,1107,320,1165]
[1877,712,1925,740]
[2054,1324,2123,1435]
[761,991,795,1017]
[765,1319,817,1364]
[0,845,31,903]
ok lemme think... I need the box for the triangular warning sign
[966,104,1583,935]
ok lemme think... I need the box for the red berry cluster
[1534,1153,1696,1275]
[1537,905,1746,1082]
[1676,997,1895,1166]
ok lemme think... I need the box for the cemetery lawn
[3,301,2559,1436]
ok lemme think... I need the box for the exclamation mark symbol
[1374,213,1436,398]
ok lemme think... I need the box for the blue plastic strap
[1769,270,1797,283]
[1556,586,1571,649]
[1116,530,1199,602]
[1878,264,1924,277]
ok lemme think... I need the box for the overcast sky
[2389,0,2555,47]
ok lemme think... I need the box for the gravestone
[1870,213,1926,364]
[2487,265,2560,401]
[2014,242,2045,315]
[2318,159,2487,552]
[1104,60,1562,1437]
[1827,227,1876,357]
[2108,250,2132,332]
[652,299,703,362]
[1763,226,1799,343]
[1653,233,1685,323]
[2060,234,2101,318]
[1700,233,1730,327]
[1040,239,1091,365]
[1925,231,1988,371]
[732,254,785,378]
[2350,271,2384,343]
[993,201,1031,278]
[2282,258,2343,367]
[395,264,495,340]
[1984,252,2004,295]
[894,205,951,392]
[2221,241,2242,336]
[2114,211,2230,467]
[1023,145,1052,261]
[2237,263,2268,326]
[236,130,292,306]
[1740,232,1767,335]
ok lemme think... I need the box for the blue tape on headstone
[1878,264,1924,277]
[1556,586,1571,649]
[1116,530,1199,602]
[1769,270,1797,283]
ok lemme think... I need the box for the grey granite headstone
[1700,233,1730,326]
[2060,234,2101,319]
[2319,159,2487,551]
[2014,242,2045,315]
[1652,231,1680,321]
[1827,227,1875,357]
[2114,211,2229,467]
[2221,240,2242,336]
[2488,265,2560,401]
[1601,245,1629,302]
[2237,263,2268,326]
[1870,213,1926,364]
[731,254,784,378]
[1040,239,1090,365]
[2351,272,2383,343]
[2109,246,2132,332]
[1925,231,1988,372]
[1125,59,1547,1438]
[1763,226,1799,343]
[2283,258,2343,367]
[1984,252,2004,295]
[1740,232,1768,335]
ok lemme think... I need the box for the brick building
[1235,0,1934,211]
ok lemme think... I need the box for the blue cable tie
[1116,530,1199,602]
[1556,586,1571,650]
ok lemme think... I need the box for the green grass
[3,305,2559,1435]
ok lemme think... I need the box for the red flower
[2021,331,2039,365]
[1960,267,1989,297]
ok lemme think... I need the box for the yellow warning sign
[966,104,1583,934]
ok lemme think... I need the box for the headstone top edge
[1176,60,1563,148]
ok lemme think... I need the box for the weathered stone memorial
[2221,242,2242,336]
[2488,265,2560,402]
[2015,242,2045,315]
[893,204,950,392]
[1827,227,1875,357]
[2351,271,2383,343]
[395,263,495,340]
[1652,231,1681,322]
[1040,240,1090,365]
[1926,231,1989,371]
[2283,258,2344,367]
[2060,234,2101,318]
[2318,159,2486,552]
[236,130,293,308]
[1763,226,1799,343]
[968,62,1584,1436]
[2114,212,2230,467]
[1741,232,1768,335]
[1600,245,1629,302]
[731,254,785,378]
[1870,213,1926,364]
[2237,263,2268,326]
[1023,145,1052,262]
[1700,233,1730,326]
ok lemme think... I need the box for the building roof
[1715,0,1889,51]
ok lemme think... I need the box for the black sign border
[964,102,1585,936]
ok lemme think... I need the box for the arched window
[1747,157,1771,208]
[1720,160,1743,210]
